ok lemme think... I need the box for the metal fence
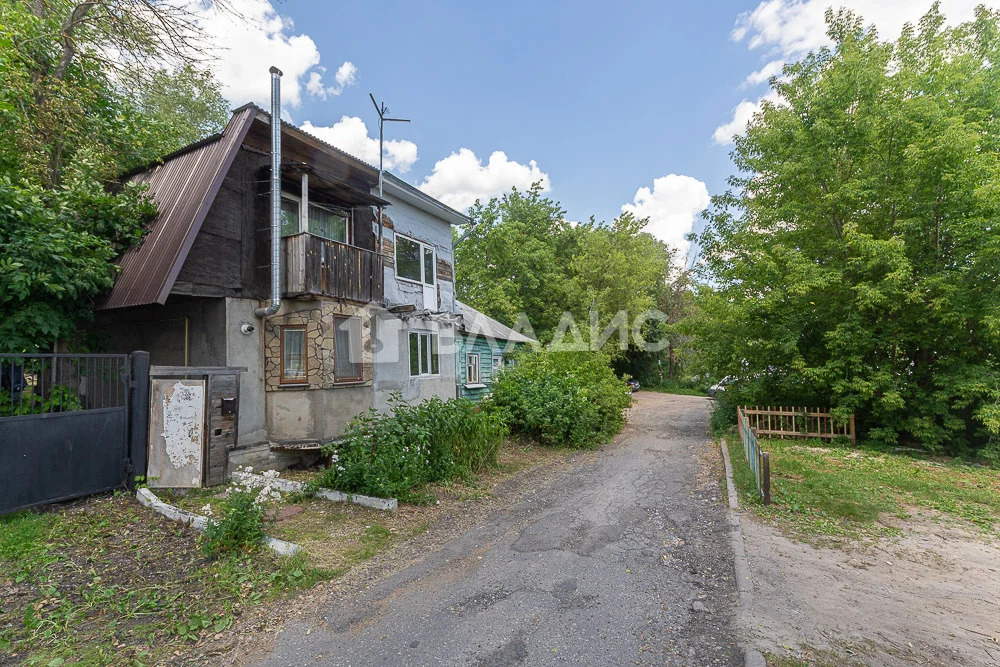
[1,354,130,417]
[1,352,149,516]
[737,405,771,505]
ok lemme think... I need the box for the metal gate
[0,352,150,516]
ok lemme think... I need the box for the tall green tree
[0,0,231,351]
[694,4,1000,457]
[454,185,677,359]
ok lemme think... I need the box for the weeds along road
[254,393,741,666]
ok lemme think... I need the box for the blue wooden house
[455,301,534,400]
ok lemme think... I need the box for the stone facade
[263,298,374,391]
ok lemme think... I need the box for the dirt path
[741,512,1000,665]
[235,393,740,666]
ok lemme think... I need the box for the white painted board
[147,379,205,488]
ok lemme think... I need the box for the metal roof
[98,106,257,310]
[457,301,535,344]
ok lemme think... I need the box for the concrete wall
[379,195,457,314]
[91,298,227,367]
[372,312,458,412]
[266,384,371,442]
[225,298,267,447]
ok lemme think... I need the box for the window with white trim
[466,353,481,384]
[396,234,435,285]
[491,354,503,379]
[409,332,439,377]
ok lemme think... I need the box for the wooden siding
[283,233,384,304]
[456,335,526,401]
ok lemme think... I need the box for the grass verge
[726,435,1000,542]
[0,493,328,665]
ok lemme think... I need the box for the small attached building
[455,301,534,400]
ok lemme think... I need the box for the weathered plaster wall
[267,384,372,442]
[378,195,457,314]
[372,313,458,412]
[225,298,267,447]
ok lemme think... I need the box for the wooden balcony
[282,233,384,303]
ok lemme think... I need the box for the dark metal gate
[0,352,150,515]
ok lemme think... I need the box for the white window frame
[394,233,436,286]
[280,192,304,236]
[466,353,481,384]
[409,331,440,377]
[491,354,503,380]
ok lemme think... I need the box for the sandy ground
[740,509,1000,665]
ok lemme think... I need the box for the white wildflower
[200,504,213,516]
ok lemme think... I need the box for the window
[280,196,301,237]
[309,203,349,243]
[466,353,481,384]
[334,316,363,382]
[409,332,439,377]
[395,235,435,285]
[279,192,350,243]
[491,355,503,379]
[280,327,307,384]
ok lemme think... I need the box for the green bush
[201,470,282,557]
[313,395,508,500]
[487,350,631,448]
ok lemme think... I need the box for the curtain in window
[282,329,306,382]
[334,317,362,381]
[309,205,348,242]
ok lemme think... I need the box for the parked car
[626,379,640,393]
[707,376,732,398]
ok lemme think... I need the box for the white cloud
[193,1,357,108]
[742,59,785,87]
[333,62,357,90]
[418,149,551,211]
[621,175,710,258]
[718,1,991,142]
[300,116,419,172]
[733,0,987,58]
[713,90,783,145]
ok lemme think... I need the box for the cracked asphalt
[255,393,741,666]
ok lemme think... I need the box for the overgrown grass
[726,436,1000,542]
[644,380,707,397]
[0,494,331,664]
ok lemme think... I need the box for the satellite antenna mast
[370,93,410,261]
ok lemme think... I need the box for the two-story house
[369,172,465,412]
[92,100,533,477]
[93,104,389,461]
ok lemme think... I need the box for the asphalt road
[256,393,741,666]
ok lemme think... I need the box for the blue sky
[194,0,991,259]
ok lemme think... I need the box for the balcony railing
[282,233,384,303]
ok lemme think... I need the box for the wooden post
[849,415,857,447]
[760,451,771,505]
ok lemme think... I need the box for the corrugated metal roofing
[457,301,535,344]
[97,107,257,310]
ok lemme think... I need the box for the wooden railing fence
[740,405,856,446]
[737,405,771,505]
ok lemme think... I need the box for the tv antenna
[370,93,410,260]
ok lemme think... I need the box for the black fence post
[127,351,150,488]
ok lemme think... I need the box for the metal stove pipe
[255,66,284,318]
